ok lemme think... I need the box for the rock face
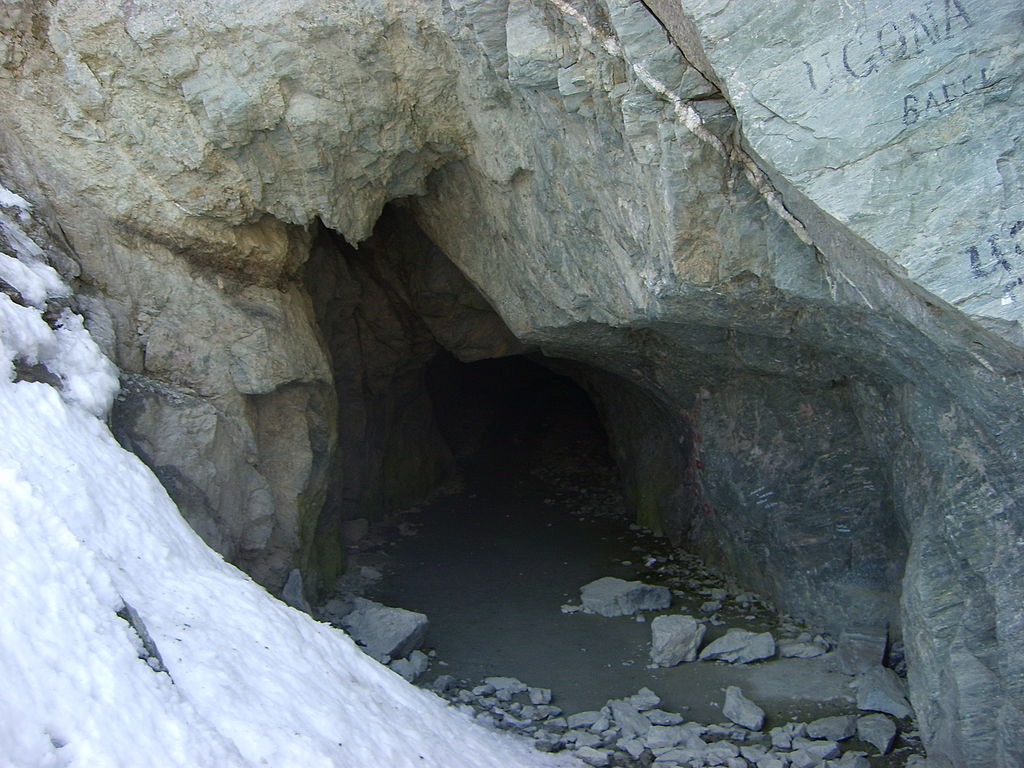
[0,1,1022,765]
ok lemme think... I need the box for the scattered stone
[788,749,819,768]
[529,686,552,705]
[699,628,775,663]
[609,699,651,739]
[700,600,721,613]
[723,686,765,731]
[575,746,610,766]
[566,730,603,748]
[857,713,897,754]
[791,736,840,760]
[484,676,527,695]
[826,752,871,768]
[579,576,672,617]
[430,674,455,694]
[650,615,706,667]
[627,687,661,711]
[645,709,684,726]
[806,714,857,741]
[560,603,583,614]
[337,597,428,662]
[852,667,913,719]
[757,757,786,768]
[779,633,831,659]
[567,711,602,729]
[389,649,429,681]
[837,626,887,675]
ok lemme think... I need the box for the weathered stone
[336,597,428,663]
[580,576,672,617]
[608,699,651,739]
[853,667,913,720]
[574,746,610,767]
[389,649,429,682]
[699,629,775,663]
[723,686,765,731]
[791,737,840,760]
[780,633,831,659]
[627,687,662,711]
[650,614,706,666]
[529,687,552,705]
[857,713,897,755]
[806,715,857,742]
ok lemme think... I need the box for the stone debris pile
[430,675,913,767]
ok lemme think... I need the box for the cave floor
[363,461,857,726]
[338,394,921,765]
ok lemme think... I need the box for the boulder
[806,715,857,741]
[779,633,830,659]
[856,713,897,754]
[852,667,913,719]
[699,628,776,663]
[579,577,671,617]
[337,597,428,662]
[723,686,765,731]
[650,614,706,666]
[389,649,429,682]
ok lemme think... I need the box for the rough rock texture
[650,614,705,667]
[1,1,1022,765]
[580,577,672,617]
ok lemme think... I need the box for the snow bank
[0,185,580,767]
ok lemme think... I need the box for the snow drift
[0,185,579,767]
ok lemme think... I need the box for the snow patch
[0,181,581,766]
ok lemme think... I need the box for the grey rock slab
[792,737,841,760]
[628,687,662,711]
[337,597,428,662]
[806,714,857,741]
[579,576,671,617]
[852,667,913,719]
[779,633,831,659]
[650,614,706,666]
[483,676,527,694]
[608,698,651,739]
[528,686,552,705]
[574,745,611,766]
[699,628,776,663]
[788,750,820,768]
[645,709,685,726]
[723,686,765,731]
[826,752,871,768]
[856,713,897,754]
[567,711,602,729]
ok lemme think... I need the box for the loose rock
[857,713,897,754]
[337,597,428,662]
[806,714,857,741]
[579,576,671,617]
[650,614,706,667]
[852,667,913,719]
[722,686,765,731]
[699,628,776,663]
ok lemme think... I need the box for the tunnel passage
[299,203,907,644]
[424,351,621,492]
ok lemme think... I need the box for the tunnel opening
[295,203,920,764]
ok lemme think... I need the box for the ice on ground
[0,182,581,768]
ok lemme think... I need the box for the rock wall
[1,0,1022,763]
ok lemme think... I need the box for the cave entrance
[424,351,619,495]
